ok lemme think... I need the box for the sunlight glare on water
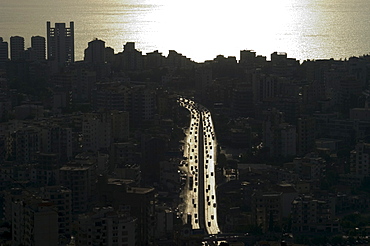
[1,0,370,62]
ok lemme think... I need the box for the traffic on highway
[178,97,221,236]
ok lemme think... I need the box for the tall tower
[0,37,8,62]
[10,36,25,60]
[47,21,74,64]
[31,36,46,61]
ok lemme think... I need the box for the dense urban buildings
[2,21,370,246]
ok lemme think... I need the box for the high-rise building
[47,21,74,64]
[0,37,8,62]
[31,36,46,61]
[10,36,25,60]
[84,38,105,64]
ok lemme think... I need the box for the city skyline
[2,1,370,245]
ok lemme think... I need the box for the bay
[1,0,370,62]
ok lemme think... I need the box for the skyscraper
[31,36,46,61]
[47,21,74,64]
[0,37,8,62]
[10,36,25,60]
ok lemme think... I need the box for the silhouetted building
[116,42,143,70]
[31,35,46,61]
[145,50,165,68]
[47,21,74,64]
[10,36,25,60]
[0,37,8,62]
[84,38,105,64]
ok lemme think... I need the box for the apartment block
[3,189,58,246]
[251,191,283,233]
[77,206,137,246]
[59,161,96,214]
[291,195,339,234]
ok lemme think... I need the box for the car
[211,215,214,220]
[208,221,211,227]
[193,203,196,208]
[213,203,216,208]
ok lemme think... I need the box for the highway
[178,97,221,236]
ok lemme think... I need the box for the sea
[1,0,370,62]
